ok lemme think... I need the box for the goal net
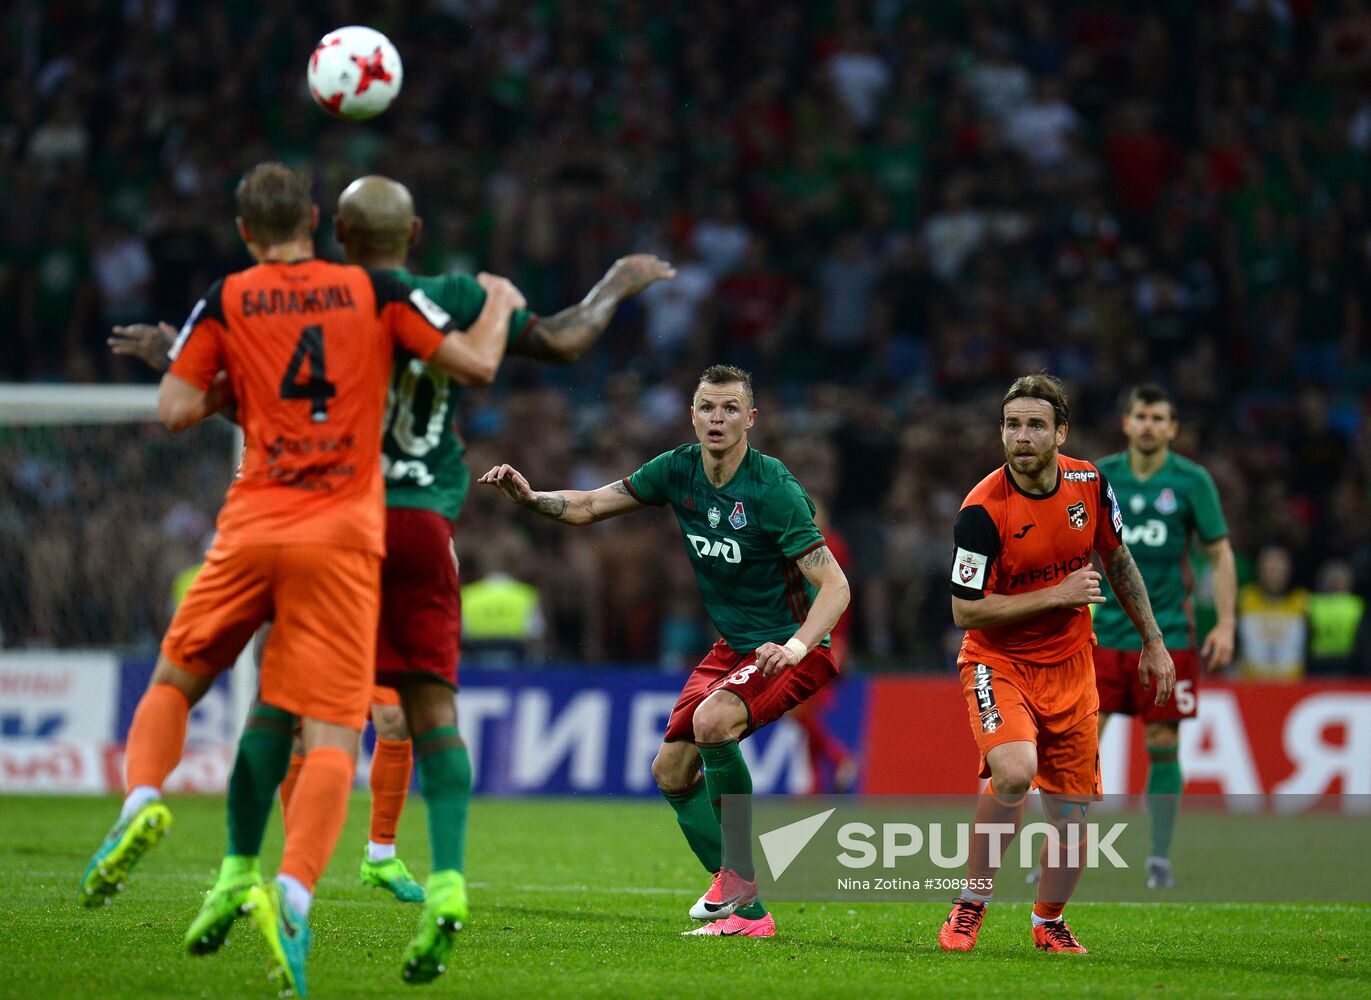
[0,384,251,793]
[0,385,239,649]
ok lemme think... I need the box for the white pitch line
[467,881,693,896]
[26,871,1370,910]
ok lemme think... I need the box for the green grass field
[1,794,1366,999]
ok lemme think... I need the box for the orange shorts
[370,684,401,708]
[162,544,380,730]
[957,642,1101,796]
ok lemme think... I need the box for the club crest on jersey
[728,501,747,530]
[1067,501,1089,530]
[980,709,1003,733]
[708,505,721,528]
[1155,488,1178,515]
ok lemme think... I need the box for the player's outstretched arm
[951,566,1105,630]
[477,466,644,526]
[1101,544,1176,705]
[109,322,176,372]
[756,546,851,676]
[428,273,526,386]
[1201,537,1238,671]
[510,254,675,363]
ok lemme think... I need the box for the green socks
[698,739,755,880]
[216,853,262,887]
[225,703,295,857]
[414,726,472,874]
[1145,743,1183,859]
[662,777,722,873]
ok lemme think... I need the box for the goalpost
[0,383,257,757]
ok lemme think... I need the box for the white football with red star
[307,26,403,121]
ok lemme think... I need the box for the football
[307,25,403,121]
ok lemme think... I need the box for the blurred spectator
[460,536,546,669]
[637,241,713,376]
[1,3,1369,674]
[1002,77,1080,168]
[691,191,751,278]
[815,231,881,374]
[1237,544,1310,681]
[1306,559,1368,676]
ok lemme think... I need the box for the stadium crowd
[1,0,1368,674]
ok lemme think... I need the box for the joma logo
[686,534,742,563]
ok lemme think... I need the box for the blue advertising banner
[455,668,867,796]
[110,662,869,797]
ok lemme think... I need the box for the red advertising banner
[863,677,1371,802]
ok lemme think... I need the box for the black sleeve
[168,277,226,361]
[365,268,455,332]
[950,504,1000,601]
[366,268,411,309]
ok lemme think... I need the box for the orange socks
[279,746,355,891]
[279,752,306,822]
[1034,811,1088,919]
[124,684,192,791]
[965,786,1027,895]
[368,739,412,846]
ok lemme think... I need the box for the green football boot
[184,856,263,954]
[400,869,467,985]
[246,880,312,997]
[78,800,172,907]
[360,851,426,903]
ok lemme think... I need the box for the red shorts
[663,639,838,743]
[957,642,1100,797]
[375,508,461,689]
[1095,647,1199,723]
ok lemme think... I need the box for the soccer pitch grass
[1,795,1366,999]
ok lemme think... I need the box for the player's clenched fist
[755,641,799,677]
[1055,567,1106,608]
[478,464,535,506]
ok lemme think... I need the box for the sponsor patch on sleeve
[1107,483,1123,533]
[953,547,988,590]
[409,287,452,330]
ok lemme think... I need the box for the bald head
[335,175,419,265]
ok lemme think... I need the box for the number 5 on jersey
[280,323,337,422]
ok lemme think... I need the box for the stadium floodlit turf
[1,795,1365,998]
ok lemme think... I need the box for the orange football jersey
[168,260,450,556]
[950,454,1124,666]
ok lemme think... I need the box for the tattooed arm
[1102,544,1176,705]
[509,254,675,363]
[756,545,851,676]
[1101,544,1162,643]
[477,465,643,526]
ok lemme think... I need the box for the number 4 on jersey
[279,324,337,422]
